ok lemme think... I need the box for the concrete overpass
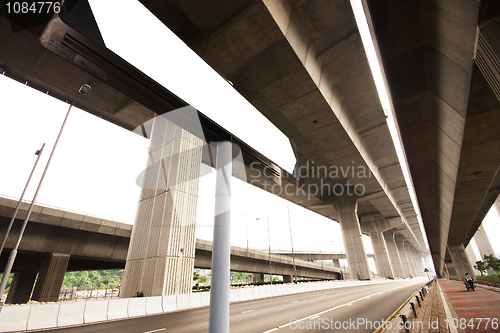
[0,196,340,304]
[1,0,498,298]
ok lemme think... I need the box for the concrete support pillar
[283,275,293,283]
[424,256,434,273]
[395,236,411,278]
[448,243,475,280]
[252,273,265,283]
[416,253,425,275]
[465,244,482,276]
[366,221,394,279]
[473,226,496,274]
[333,198,370,280]
[413,251,423,276]
[383,230,404,279]
[475,225,496,259]
[31,253,70,302]
[443,262,450,279]
[403,240,418,276]
[121,115,203,297]
[332,259,340,268]
[5,272,37,304]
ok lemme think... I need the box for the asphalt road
[43,278,428,333]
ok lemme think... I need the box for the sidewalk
[439,279,500,333]
[402,279,500,333]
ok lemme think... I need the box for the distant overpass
[273,251,374,262]
[0,196,340,303]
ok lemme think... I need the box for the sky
[1,0,499,276]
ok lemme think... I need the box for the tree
[484,255,500,273]
[474,261,487,276]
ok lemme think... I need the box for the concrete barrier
[176,294,191,311]
[238,288,250,302]
[84,300,108,324]
[107,298,129,321]
[146,296,163,315]
[58,302,85,327]
[200,292,211,306]
[252,288,262,300]
[128,297,147,317]
[263,286,272,298]
[190,293,203,309]
[162,295,178,313]
[27,303,59,331]
[275,285,285,296]
[229,289,240,303]
[0,305,30,332]
[244,288,255,301]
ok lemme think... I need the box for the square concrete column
[415,252,425,276]
[252,273,265,283]
[383,230,404,278]
[5,272,37,304]
[31,253,70,302]
[366,221,394,279]
[474,225,496,275]
[121,115,203,297]
[395,236,411,278]
[411,249,422,276]
[282,275,293,283]
[448,243,475,280]
[333,198,370,280]
[332,259,340,268]
[404,242,417,276]
[465,244,482,276]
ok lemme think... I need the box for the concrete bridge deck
[0,196,341,303]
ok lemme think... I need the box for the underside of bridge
[1,0,499,296]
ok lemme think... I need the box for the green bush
[450,277,460,281]
[476,274,500,282]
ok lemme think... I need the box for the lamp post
[287,205,297,283]
[255,217,272,284]
[0,84,91,302]
[0,144,45,257]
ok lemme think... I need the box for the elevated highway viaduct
[0,197,340,304]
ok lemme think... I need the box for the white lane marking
[438,283,459,333]
[242,309,255,314]
[262,285,407,333]
[291,300,299,303]
[144,328,166,333]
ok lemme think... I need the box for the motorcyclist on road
[463,273,474,291]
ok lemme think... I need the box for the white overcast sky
[1,0,499,276]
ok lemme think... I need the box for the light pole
[256,217,273,284]
[0,144,45,257]
[287,205,297,283]
[0,84,91,302]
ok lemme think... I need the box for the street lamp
[0,144,45,257]
[256,217,272,284]
[287,205,298,283]
[0,84,91,302]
